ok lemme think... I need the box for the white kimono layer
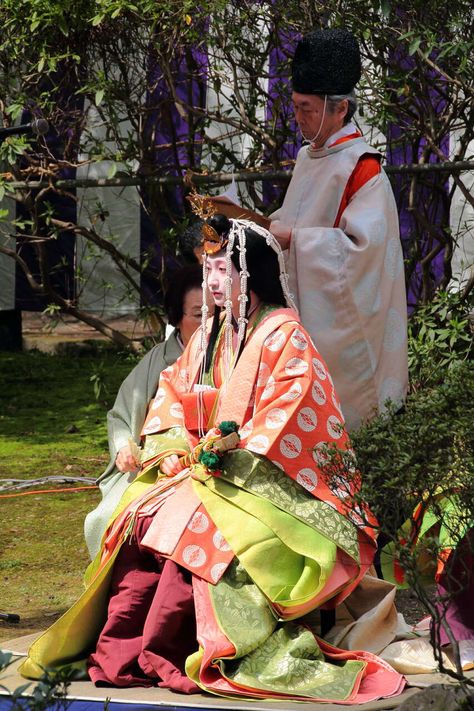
[271,133,408,430]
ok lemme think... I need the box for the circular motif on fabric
[170,402,184,419]
[160,367,172,382]
[349,505,365,527]
[296,468,318,492]
[211,563,229,583]
[271,459,285,471]
[247,434,270,454]
[334,486,350,500]
[261,375,276,400]
[265,408,287,430]
[311,380,327,406]
[312,358,327,380]
[151,388,166,410]
[188,511,209,534]
[239,419,254,440]
[384,237,403,280]
[327,415,344,439]
[213,530,231,551]
[264,330,286,352]
[353,269,381,316]
[297,407,318,432]
[312,443,330,467]
[142,416,161,434]
[383,308,406,352]
[279,434,302,459]
[257,362,271,387]
[182,545,207,568]
[285,357,308,377]
[291,329,309,351]
[179,368,188,384]
[280,381,303,402]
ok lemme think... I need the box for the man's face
[291,92,347,148]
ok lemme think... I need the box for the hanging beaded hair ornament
[186,190,298,391]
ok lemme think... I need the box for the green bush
[320,358,474,672]
[352,360,473,537]
[408,289,473,390]
[320,360,474,565]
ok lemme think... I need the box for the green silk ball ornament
[199,450,221,470]
[218,420,239,436]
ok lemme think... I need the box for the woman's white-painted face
[206,254,240,309]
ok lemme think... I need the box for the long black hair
[204,214,286,371]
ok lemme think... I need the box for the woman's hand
[115,444,140,473]
[160,454,183,477]
[269,221,292,250]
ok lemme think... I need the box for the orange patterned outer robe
[141,307,377,604]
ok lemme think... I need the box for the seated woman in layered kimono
[21,212,404,704]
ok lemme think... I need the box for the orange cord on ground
[0,486,98,499]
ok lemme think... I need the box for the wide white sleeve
[287,172,408,429]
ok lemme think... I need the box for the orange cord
[0,486,98,499]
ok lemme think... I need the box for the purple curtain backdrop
[263,26,300,210]
[139,44,208,307]
[386,51,449,309]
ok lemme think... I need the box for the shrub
[408,288,473,390]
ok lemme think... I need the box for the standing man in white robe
[270,28,408,430]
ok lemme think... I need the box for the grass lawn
[0,347,137,644]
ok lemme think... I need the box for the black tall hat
[292,28,361,95]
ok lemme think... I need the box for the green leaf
[95,89,105,106]
[107,162,117,179]
[408,37,422,55]
[58,15,69,36]
[380,0,390,18]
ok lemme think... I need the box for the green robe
[84,330,182,558]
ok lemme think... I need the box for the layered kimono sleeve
[140,342,199,467]
[237,321,357,510]
[101,334,182,477]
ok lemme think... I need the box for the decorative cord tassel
[199,255,210,356]
[223,228,236,384]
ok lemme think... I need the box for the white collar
[307,122,363,159]
[324,122,358,147]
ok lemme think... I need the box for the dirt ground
[21,310,155,352]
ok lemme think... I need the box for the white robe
[272,131,408,430]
